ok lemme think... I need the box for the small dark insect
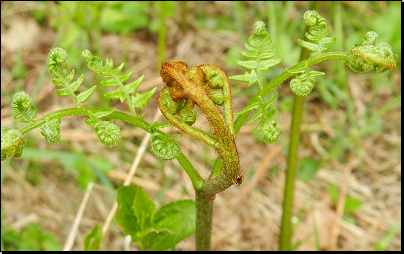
[235,175,243,185]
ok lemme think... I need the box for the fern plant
[1,9,398,251]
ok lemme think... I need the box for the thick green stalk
[279,7,314,248]
[278,94,304,250]
[195,190,213,251]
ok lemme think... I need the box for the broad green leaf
[133,186,156,233]
[116,185,142,242]
[132,87,157,110]
[84,224,102,251]
[344,196,363,212]
[77,85,97,103]
[229,70,258,87]
[145,200,196,251]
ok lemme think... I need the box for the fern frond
[82,50,156,117]
[47,48,94,108]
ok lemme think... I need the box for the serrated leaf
[104,88,126,102]
[77,85,97,103]
[235,59,257,70]
[145,200,195,251]
[116,185,142,242]
[133,186,156,232]
[229,70,258,87]
[84,224,102,251]
[260,58,283,72]
[55,88,70,96]
[132,87,156,110]
[298,39,319,52]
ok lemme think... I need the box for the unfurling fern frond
[230,21,283,89]
[11,91,36,123]
[48,48,95,107]
[298,10,336,55]
[82,50,156,117]
[230,21,282,144]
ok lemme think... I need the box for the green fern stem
[233,51,349,134]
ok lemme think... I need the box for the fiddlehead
[149,122,180,160]
[288,10,335,96]
[81,50,156,117]
[48,48,95,108]
[39,118,62,143]
[11,91,37,123]
[229,21,282,144]
[1,127,25,161]
[298,10,336,55]
[345,31,398,73]
[159,60,243,196]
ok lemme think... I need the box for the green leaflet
[298,10,336,54]
[48,48,89,107]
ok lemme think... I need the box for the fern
[230,21,282,144]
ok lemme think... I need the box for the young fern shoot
[229,21,283,144]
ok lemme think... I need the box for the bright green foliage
[48,48,94,107]
[298,10,336,55]
[11,91,37,123]
[149,122,180,160]
[84,224,102,251]
[290,10,335,96]
[1,126,25,161]
[346,31,398,73]
[230,21,283,89]
[230,21,281,144]
[116,185,195,250]
[39,118,62,143]
[82,49,156,117]
[288,66,325,96]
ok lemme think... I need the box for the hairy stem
[195,190,213,251]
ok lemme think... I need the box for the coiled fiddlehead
[159,61,243,196]
[11,91,37,123]
[39,118,62,143]
[1,127,25,161]
[92,121,121,148]
[149,122,180,160]
[345,31,398,73]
